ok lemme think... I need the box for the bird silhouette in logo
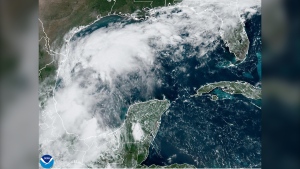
[40,155,54,168]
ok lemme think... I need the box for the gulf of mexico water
[69,12,261,168]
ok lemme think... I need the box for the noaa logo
[40,155,54,168]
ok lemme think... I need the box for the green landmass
[193,81,261,100]
[118,99,195,168]
[210,94,218,101]
[91,0,179,16]
[222,20,250,62]
[119,99,170,167]
[39,43,55,81]
[39,64,56,81]
[87,99,195,168]
[39,0,181,82]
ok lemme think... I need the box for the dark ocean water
[72,13,261,168]
[143,14,262,168]
[71,15,140,41]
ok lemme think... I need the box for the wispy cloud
[40,0,261,167]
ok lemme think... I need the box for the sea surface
[72,13,262,168]
[143,14,262,168]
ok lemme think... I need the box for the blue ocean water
[211,88,234,100]
[243,72,254,79]
[72,15,140,41]
[71,13,262,168]
[256,53,262,80]
[143,14,262,168]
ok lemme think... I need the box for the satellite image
[39,0,261,168]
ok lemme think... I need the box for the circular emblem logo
[40,155,54,168]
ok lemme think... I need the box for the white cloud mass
[39,0,261,167]
[132,122,144,141]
